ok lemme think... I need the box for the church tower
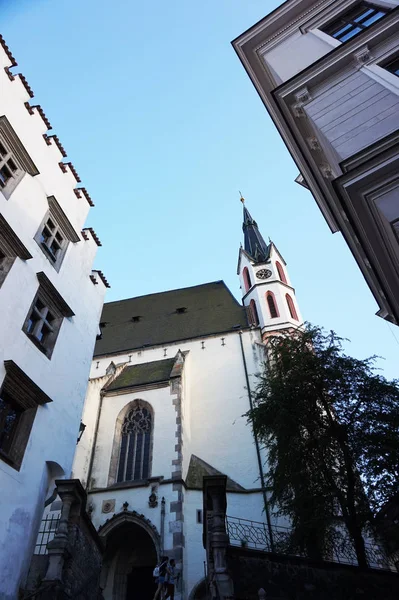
[237,198,303,340]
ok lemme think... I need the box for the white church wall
[0,44,106,599]
[89,385,176,489]
[84,327,264,490]
[88,483,176,553]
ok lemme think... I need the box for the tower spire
[241,201,270,263]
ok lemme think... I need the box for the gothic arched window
[243,267,252,293]
[266,292,279,319]
[249,299,259,326]
[286,294,298,321]
[117,404,152,482]
[276,261,287,284]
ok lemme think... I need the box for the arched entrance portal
[99,513,160,600]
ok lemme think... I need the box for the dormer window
[322,3,388,43]
[176,307,187,314]
[131,316,141,322]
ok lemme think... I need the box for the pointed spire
[241,200,270,263]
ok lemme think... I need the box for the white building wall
[304,68,399,160]
[0,43,106,600]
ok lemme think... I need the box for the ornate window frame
[108,399,154,487]
[0,116,39,199]
[0,360,52,470]
[34,196,80,272]
[0,214,32,287]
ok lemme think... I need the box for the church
[70,202,303,600]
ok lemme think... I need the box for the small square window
[322,3,388,43]
[34,197,80,271]
[0,136,23,197]
[0,360,52,471]
[0,214,32,287]
[23,272,74,359]
[36,214,67,267]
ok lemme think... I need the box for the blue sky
[2,0,398,379]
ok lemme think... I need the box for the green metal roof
[94,281,249,357]
[106,358,176,391]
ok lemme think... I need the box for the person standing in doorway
[164,559,179,600]
[153,556,168,600]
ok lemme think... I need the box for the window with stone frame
[34,196,80,272]
[0,360,52,470]
[0,213,32,287]
[23,272,74,359]
[0,116,39,199]
[381,54,399,77]
[322,2,389,43]
[117,403,153,482]
[0,140,22,193]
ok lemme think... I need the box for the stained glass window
[117,404,152,482]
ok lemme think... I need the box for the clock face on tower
[256,268,272,280]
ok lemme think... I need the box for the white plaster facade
[233,0,399,324]
[0,39,107,599]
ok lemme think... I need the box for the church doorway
[126,566,155,600]
[100,518,158,600]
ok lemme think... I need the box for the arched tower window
[243,267,252,293]
[117,403,152,482]
[276,261,287,284]
[249,299,259,326]
[266,292,279,319]
[286,294,298,321]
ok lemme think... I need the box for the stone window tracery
[117,404,152,482]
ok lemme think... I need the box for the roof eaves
[93,326,252,358]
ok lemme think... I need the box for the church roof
[94,280,249,357]
[243,205,270,263]
[105,358,176,392]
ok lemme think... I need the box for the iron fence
[34,514,60,555]
[225,515,394,572]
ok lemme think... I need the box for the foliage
[249,324,399,566]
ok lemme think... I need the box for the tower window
[322,3,388,43]
[266,292,279,319]
[243,267,252,293]
[276,261,287,284]
[249,299,259,326]
[286,294,299,321]
[117,403,152,482]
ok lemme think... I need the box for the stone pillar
[42,480,86,585]
[203,476,234,600]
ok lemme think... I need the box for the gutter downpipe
[239,330,274,552]
[86,390,104,491]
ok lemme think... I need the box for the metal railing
[34,514,60,555]
[225,515,394,571]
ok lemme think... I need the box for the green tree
[249,324,399,567]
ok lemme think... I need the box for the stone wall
[228,546,399,600]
